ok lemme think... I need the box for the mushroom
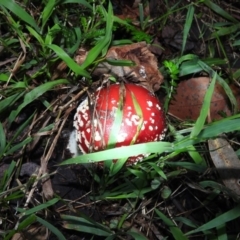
[74,83,166,165]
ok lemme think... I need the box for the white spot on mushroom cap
[127,111,132,117]
[149,126,153,131]
[125,118,132,126]
[147,101,153,107]
[156,104,161,110]
[94,131,101,141]
[150,117,155,124]
[127,106,132,110]
[117,132,128,142]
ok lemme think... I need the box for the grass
[0,0,240,239]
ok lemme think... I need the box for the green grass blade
[79,2,113,69]
[190,73,216,138]
[0,122,6,155]
[186,205,240,235]
[60,0,93,10]
[197,60,238,113]
[127,230,148,240]
[0,0,40,32]
[37,216,66,240]
[181,4,194,55]
[8,79,69,125]
[61,214,112,237]
[203,0,238,23]
[17,198,59,216]
[47,44,90,78]
[26,26,44,45]
[155,209,188,240]
[212,23,240,38]
[0,92,25,114]
[60,141,173,165]
[41,0,56,31]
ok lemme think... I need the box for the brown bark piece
[208,138,240,196]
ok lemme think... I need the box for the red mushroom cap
[74,83,166,165]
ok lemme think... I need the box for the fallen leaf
[208,137,240,196]
[75,42,164,93]
[168,77,235,120]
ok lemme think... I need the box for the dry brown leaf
[168,77,234,120]
[91,42,164,92]
[208,138,240,196]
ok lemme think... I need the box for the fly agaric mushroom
[73,83,166,165]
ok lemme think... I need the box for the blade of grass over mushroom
[203,0,238,23]
[0,0,40,32]
[130,90,143,145]
[155,209,188,240]
[106,86,124,149]
[8,79,69,125]
[190,73,216,138]
[181,4,194,55]
[186,204,240,236]
[79,2,113,70]
[47,45,90,78]
[37,217,66,240]
[61,141,173,165]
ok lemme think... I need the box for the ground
[0,0,240,239]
